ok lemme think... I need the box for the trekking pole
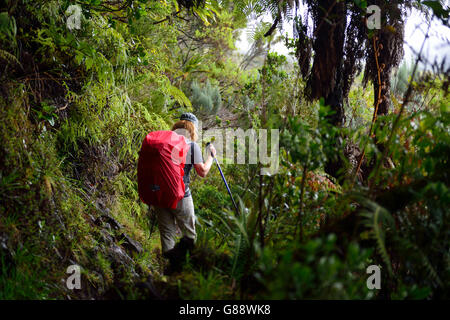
[148,206,157,239]
[206,142,240,217]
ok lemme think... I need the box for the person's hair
[172,120,198,141]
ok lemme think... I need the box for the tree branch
[153,10,182,25]
[264,14,281,37]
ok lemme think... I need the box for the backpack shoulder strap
[190,142,194,165]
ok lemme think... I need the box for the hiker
[154,113,216,273]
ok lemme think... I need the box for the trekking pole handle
[206,142,214,157]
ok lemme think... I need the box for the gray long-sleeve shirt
[183,140,203,198]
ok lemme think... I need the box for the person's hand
[208,144,217,158]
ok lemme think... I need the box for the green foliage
[179,270,231,299]
[282,117,325,171]
[421,0,450,24]
[190,80,222,115]
[346,75,374,129]
[0,248,53,300]
[0,11,17,50]
[0,0,448,301]
[256,235,374,299]
[360,201,394,276]
[391,60,415,98]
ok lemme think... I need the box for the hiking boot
[162,236,195,275]
[178,236,195,253]
[163,261,180,275]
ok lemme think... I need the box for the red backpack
[137,131,190,209]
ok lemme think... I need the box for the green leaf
[85,57,93,70]
[422,0,450,20]
[167,84,191,107]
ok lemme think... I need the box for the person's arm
[194,144,216,178]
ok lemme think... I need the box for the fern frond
[397,237,443,287]
[360,200,394,276]
[0,49,22,68]
[231,234,245,278]
[247,21,272,42]
[372,207,393,275]
[167,84,192,107]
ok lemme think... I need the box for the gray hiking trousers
[154,195,196,253]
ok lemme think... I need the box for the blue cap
[180,113,198,126]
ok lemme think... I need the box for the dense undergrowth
[1,0,449,300]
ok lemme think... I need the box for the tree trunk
[308,0,347,180]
